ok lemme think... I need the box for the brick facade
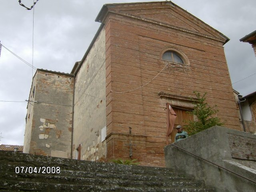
[101,2,241,166]
[25,2,241,167]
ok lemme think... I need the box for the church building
[23,1,241,167]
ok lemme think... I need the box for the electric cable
[232,72,256,84]
[74,60,106,106]
[0,100,27,103]
[0,42,37,70]
[112,63,169,94]
[32,0,36,76]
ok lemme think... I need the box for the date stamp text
[15,166,61,174]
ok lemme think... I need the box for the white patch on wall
[39,134,49,139]
[241,101,252,121]
[40,118,46,123]
[101,126,106,142]
[39,126,44,131]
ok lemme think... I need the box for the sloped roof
[37,68,74,77]
[240,30,256,43]
[243,91,256,105]
[72,1,230,75]
[244,91,256,98]
[96,1,229,44]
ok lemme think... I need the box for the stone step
[0,151,216,192]
[0,163,190,182]
[0,171,202,188]
[0,157,177,175]
[0,180,216,192]
[0,151,177,174]
[0,163,191,180]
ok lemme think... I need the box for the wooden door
[170,108,193,143]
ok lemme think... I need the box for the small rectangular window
[32,86,35,98]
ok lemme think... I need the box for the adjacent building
[238,92,256,134]
[23,69,74,158]
[238,30,256,134]
[24,1,241,167]
[240,30,256,57]
[0,144,23,152]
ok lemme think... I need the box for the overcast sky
[0,0,255,146]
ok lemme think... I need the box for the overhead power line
[32,0,36,76]
[0,42,37,70]
[112,63,169,94]
[0,100,27,103]
[232,72,256,84]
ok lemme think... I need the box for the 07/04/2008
[15,166,60,174]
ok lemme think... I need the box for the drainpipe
[71,76,75,159]
[237,95,246,132]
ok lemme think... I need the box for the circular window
[162,51,184,64]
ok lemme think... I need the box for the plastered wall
[73,28,106,161]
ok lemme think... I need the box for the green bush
[184,91,224,135]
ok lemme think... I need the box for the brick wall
[104,2,241,167]
[0,144,23,152]
[247,100,256,133]
[24,70,74,158]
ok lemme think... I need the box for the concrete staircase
[0,151,215,192]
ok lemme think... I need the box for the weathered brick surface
[0,144,23,152]
[24,70,74,158]
[104,2,241,167]
[25,2,242,168]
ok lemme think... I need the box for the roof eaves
[240,30,256,42]
[71,23,105,76]
[243,91,256,98]
[37,68,74,77]
[95,4,108,23]
[95,1,229,45]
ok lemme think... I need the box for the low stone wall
[165,126,256,192]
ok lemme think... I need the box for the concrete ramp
[165,126,256,192]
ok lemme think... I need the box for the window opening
[162,51,184,64]
[167,105,193,144]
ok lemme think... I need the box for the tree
[184,91,223,135]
